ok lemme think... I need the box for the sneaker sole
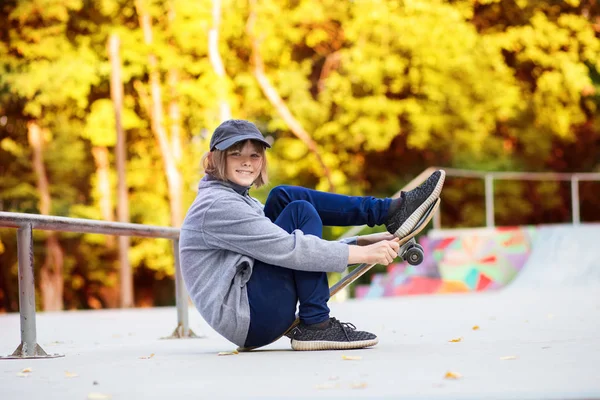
[291,338,379,351]
[393,170,445,238]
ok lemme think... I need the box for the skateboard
[237,197,441,352]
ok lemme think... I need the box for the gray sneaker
[385,170,445,238]
[290,318,378,351]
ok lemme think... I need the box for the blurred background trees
[1,0,598,311]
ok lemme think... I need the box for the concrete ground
[1,286,599,399]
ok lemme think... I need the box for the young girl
[180,119,445,351]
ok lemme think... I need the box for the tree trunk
[246,0,335,191]
[91,146,115,248]
[209,0,232,122]
[317,51,341,93]
[108,34,134,307]
[167,4,183,165]
[27,121,64,311]
[135,0,184,228]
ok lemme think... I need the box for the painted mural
[355,226,538,299]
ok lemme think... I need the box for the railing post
[164,238,198,338]
[17,224,37,355]
[571,176,580,225]
[1,224,62,359]
[485,174,495,227]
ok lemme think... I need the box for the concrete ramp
[508,225,600,289]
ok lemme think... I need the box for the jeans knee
[288,200,317,217]
[265,185,291,208]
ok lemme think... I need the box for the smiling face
[225,140,265,187]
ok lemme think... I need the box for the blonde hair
[202,140,269,188]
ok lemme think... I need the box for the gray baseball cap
[209,119,271,151]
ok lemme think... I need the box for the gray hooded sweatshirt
[179,176,353,346]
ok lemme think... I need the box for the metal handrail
[0,212,194,359]
[337,167,600,238]
[442,168,600,227]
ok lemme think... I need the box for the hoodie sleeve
[200,197,349,273]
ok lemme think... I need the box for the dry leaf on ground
[472,325,480,330]
[499,356,518,360]
[17,367,32,377]
[444,371,462,380]
[351,382,368,389]
[138,353,155,359]
[217,350,239,356]
[448,337,463,343]
[342,355,362,361]
[65,371,78,378]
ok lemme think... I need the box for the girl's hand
[357,232,396,246]
[348,238,400,266]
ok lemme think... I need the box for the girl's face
[225,141,264,187]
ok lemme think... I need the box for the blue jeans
[244,185,391,347]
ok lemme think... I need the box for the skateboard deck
[237,197,441,352]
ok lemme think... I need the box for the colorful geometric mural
[355,226,538,299]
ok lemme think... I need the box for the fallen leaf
[444,371,462,380]
[499,356,518,360]
[351,382,368,389]
[472,325,480,331]
[342,355,362,361]
[17,367,32,377]
[138,353,155,359]
[65,371,78,378]
[217,350,239,356]
[448,337,463,343]
[87,393,112,400]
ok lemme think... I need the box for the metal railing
[441,168,600,227]
[338,167,600,239]
[0,212,196,359]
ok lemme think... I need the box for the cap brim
[212,135,271,151]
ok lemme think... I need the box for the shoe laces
[331,318,356,341]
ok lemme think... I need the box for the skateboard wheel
[405,247,424,266]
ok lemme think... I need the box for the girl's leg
[244,200,330,348]
[264,185,392,227]
[265,170,445,239]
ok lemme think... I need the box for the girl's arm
[356,232,396,246]
[201,197,350,273]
